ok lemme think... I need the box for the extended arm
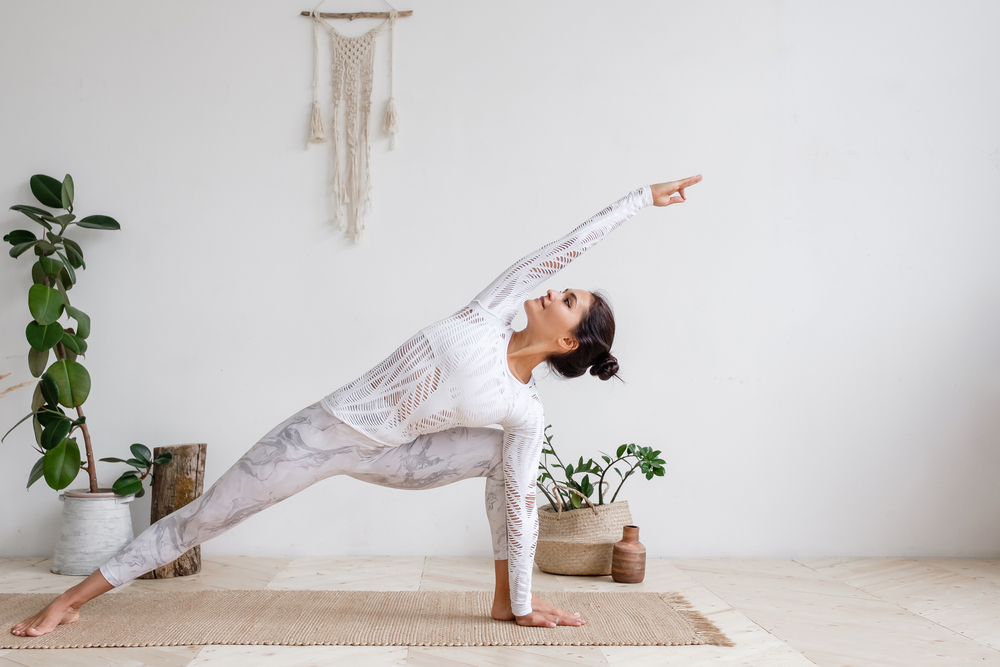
[502,408,547,618]
[473,175,703,324]
[473,186,653,324]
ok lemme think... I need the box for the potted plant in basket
[2,173,172,575]
[534,424,665,575]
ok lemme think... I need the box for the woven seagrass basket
[534,498,633,576]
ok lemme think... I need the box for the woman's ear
[558,335,579,353]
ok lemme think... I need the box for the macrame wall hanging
[303,2,411,241]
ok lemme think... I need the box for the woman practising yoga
[12,174,703,637]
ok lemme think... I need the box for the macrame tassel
[309,100,326,143]
[308,11,326,145]
[383,96,399,150]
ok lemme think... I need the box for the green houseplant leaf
[61,174,74,209]
[27,346,49,377]
[10,241,37,258]
[64,305,90,339]
[1,412,34,443]
[39,255,62,277]
[26,457,46,489]
[30,175,64,209]
[43,438,81,490]
[4,229,37,246]
[39,373,60,406]
[57,251,76,285]
[130,443,152,465]
[25,321,64,351]
[10,205,56,229]
[63,238,85,269]
[112,473,142,497]
[31,261,45,285]
[27,284,64,325]
[46,359,91,408]
[40,418,72,451]
[76,215,120,230]
[60,332,88,355]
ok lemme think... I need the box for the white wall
[1,0,998,559]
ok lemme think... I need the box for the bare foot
[10,595,80,637]
[491,594,585,626]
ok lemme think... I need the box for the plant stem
[597,455,631,505]
[609,462,640,504]
[75,405,99,493]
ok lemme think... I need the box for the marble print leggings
[99,402,507,587]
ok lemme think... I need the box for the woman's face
[524,288,594,350]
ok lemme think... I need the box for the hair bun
[590,352,619,381]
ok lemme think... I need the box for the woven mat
[1,590,733,649]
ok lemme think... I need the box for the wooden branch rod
[300,10,413,19]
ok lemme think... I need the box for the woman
[12,174,703,637]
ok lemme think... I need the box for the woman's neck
[506,328,551,384]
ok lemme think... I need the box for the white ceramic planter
[51,488,135,576]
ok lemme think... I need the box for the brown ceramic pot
[611,524,646,583]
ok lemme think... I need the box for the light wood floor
[2,556,999,666]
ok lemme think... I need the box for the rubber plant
[2,173,171,497]
[536,424,665,512]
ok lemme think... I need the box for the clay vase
[611,524,646,583]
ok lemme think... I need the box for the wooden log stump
[138,443,207,579]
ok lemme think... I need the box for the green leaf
[26,321,64,351]
[616,444,627,458]
[99,457,128,463]
[4,229,37,246]
[27,284,64,325]
[125,457,147,468]
[41,418,72,451]
[1,412,34,443]
[112,474,142,497]
[27,457,46,489]
[63,238,85,269]
[61,175,74,209]
[31,383,45,412]
[39,255,62,277]
[77,215,120,230]
[46,359,90,408]
[10,241,37,258]
[33,240,56,255]
[27,346,48,377]
[64,305,91,339]
[61,332,87,355]
[130,443,152,464]
[43,438,81,490]
[31,261,45,285]
[30,175,65,209]
[54,213,75,225]
[57,269,73,294]
[63,243,82,268]
[153,452,173,465]
[56,251,76,285]
[10,204,56,229]
[565,463,574,478]
[36,407,67,428]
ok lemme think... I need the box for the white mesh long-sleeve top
[322,185,653,616]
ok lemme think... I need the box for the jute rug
[0,590,733,649]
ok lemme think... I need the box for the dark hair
[547,290,621,382]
